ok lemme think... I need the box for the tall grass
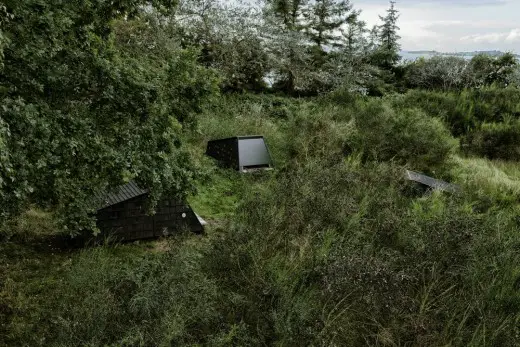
[206,158,520,345]
[2,92,520,346]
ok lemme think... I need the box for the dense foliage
[2,0,520,346]
[0,0,217,232]
[3,94,520,346]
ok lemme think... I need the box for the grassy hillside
[2,91,520,346]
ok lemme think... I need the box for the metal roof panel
[95,181,148,210]
[405,170,459,193]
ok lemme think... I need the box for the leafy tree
[402,53,519,91]
[0,4,12,70]
[465,53,519,87]
[0,0,217,233]
[404,56,469,91]
[176,0,269,91]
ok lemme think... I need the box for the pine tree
[264,0,362,94]
[305,0,355,50]
[264,0,309,93]
[341,14,367,56]
[267,0,308,30]
[376,0,401,68]
[368,25,379,50]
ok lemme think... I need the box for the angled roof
[405,170,459,193]
[95,181,148,210]
[208,135,265,142]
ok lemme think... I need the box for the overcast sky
[356,0,520,52]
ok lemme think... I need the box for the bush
[392,90,471,136]
[205,160,520,345]
[465,120,520,160]
[394,87,520,137]
[347,100,457,173]
[283,104,354,164]
[204,161,408,345]
[459,87,520,124]
[46,238,220,346]
[403,56,469,91]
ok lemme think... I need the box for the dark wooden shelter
[206,135,272,171]
[94,181,204,242]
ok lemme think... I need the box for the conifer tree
[267,0,308,30]
[341,14,367,56]
[368,25,379,50]
[376,0,400,69]
[305,0,355,50]
[264,0,309,93]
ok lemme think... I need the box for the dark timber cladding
[206,135,272,171]
[95,181,203,242]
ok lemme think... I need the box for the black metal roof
[405,170,459,193]
[95,181,148,210]
[208,135,265,142]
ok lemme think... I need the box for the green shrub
[283,104,354,164]
[44,238,219,346]
[392,90,471,136]
[323,87,363,106]
[465,120,520,160]
[394,87,520,138]
[347,100,457,173]
[204,160,520,345]
[458,87,520,124]
[204,161,407,345]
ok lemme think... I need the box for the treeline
[177,0,404,95]
[403,54,520,91]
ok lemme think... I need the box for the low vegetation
[2,0,520,346]
[3,92,520,346]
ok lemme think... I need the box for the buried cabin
[94,181,204,242]
[206,135,272,171]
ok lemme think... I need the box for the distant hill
[402,50,520,61]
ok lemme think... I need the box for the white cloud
[461,33,505,43]
[506,29,520,42]
[461,29,520,44]
[356,0,520,52]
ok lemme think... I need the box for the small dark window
[110,211,119,219]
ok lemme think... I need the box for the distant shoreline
[403,50,520,58]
